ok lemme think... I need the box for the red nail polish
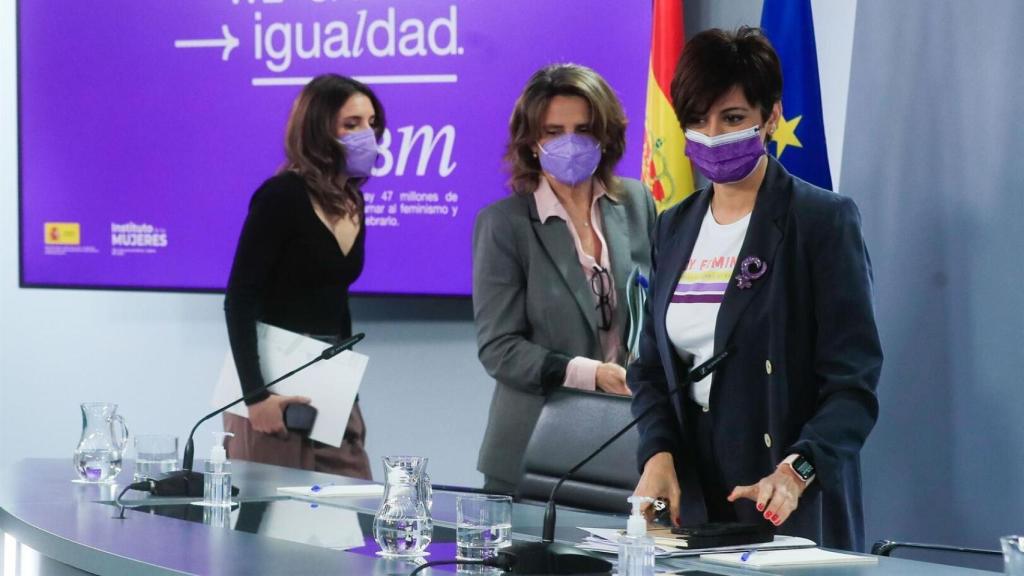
[772,514,779,522]
[763,511,771,519]
[756,503,764,511]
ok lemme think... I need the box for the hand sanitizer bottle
[618,495,656,576]
[203,432,234,507]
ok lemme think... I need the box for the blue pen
[740,550,754,562]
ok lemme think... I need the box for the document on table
[277,484,384,498]
[213,322,368,447]
[700,547,878,567]
[259,499,366,550]
[577,527,815,557]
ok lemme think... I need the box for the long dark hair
[281,74,386,218]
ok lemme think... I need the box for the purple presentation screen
[18,0,651,296]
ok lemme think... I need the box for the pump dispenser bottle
[202,432,234,507]
[618,495,656,576]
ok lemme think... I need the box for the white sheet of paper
[576,527,816,557]
[576,535,679,556]
[213,322,368,447]
[277,484,384,498]
[700,547,878,567]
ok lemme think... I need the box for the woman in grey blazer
[472,64,656,493]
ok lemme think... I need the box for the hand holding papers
[214,322,369,447]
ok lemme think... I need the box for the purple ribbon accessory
[735,256,768,289]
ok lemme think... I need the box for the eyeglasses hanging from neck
[590,265,613,331]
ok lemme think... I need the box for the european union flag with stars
[761,0,833,190]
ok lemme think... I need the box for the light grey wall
[0,0,11,463]
[845,0,1024,554]
[684,0,762,37]
[686,0,1024,564]
[349,298,488,486]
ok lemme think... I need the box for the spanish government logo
[44,222,80,245]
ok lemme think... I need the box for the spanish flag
[642,0,695,211]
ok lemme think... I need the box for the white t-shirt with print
[665,207,751,407]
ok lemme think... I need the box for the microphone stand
[151,333,365,498]
[505,347,734,575]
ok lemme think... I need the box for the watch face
[793,456,815,479]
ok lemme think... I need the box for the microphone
[407,552,517,576]
[504,347,735,575]
[147,332,365,498]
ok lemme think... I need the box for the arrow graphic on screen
[174,25,239,61]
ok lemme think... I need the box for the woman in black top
[223,74,385,479]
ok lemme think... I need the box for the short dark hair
[505,63,627,196]
[670,27,782,127]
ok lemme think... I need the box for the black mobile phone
[283,403,317,434]
[652,501,674,526]
[669,521,774,548]
[671,521,766,537]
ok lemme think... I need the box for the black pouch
[669,521,774,549]
[283,403,318,435]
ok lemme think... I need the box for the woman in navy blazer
[627,27,882,551]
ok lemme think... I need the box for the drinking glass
[1002,535,1024,575]
[456,494,512,573]
[133,434,178,482]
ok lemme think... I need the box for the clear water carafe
[373,456,433,557]
[73,402,128,483]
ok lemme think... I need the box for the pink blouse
[533,178,622,391]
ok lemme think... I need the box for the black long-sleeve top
[224,171,365,404]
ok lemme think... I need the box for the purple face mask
[338,129,379,177]
[684,125,765,184]
[538,133,602,186]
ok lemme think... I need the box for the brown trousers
[223,401,372,480]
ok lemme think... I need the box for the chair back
[516,388,639,514]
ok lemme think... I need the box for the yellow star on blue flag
[762,0,832,190]
[772,114,803,158]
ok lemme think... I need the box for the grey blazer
[472,178,656,485]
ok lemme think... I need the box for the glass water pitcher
[373,456,433,557]
[73,402,128,482]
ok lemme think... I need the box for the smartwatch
[781,453,816,484]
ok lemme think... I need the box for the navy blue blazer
[626,157,882,551]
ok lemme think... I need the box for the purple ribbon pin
[735,256,768,289]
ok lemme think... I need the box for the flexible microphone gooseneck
[505,346,735,575]
[408,553,517,576]
[145,333,365,498]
